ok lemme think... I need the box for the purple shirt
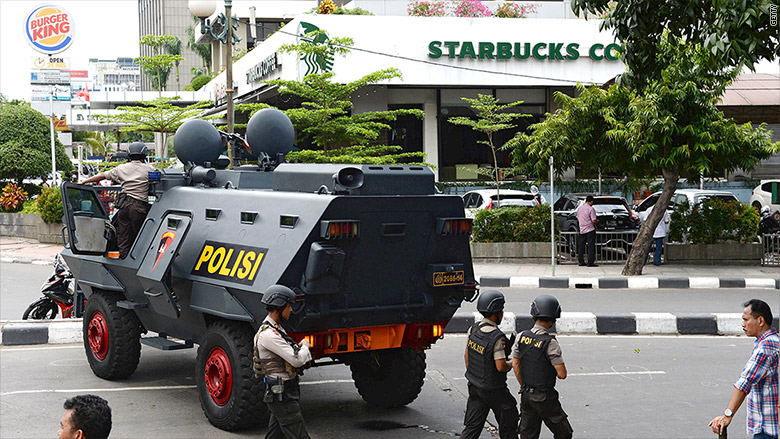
[734,328,779,436]
[576,203,597,234]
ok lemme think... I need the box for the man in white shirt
[643,204,671,266]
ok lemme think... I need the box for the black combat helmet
[530,295,561,319]
[128,142,148,161]
[261,285,296,308]
[476,290,505,315]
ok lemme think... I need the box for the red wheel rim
[88,312,109,360]
[204,347,232,406]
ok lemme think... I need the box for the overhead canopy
[719,73,780,106]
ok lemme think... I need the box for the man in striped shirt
[709,299,779,439]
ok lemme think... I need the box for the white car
[462,189,544,218]
[749,180,780,211]
[634,189,739,223]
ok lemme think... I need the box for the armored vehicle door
[60,183,111,255]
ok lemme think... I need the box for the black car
[554,193,641,254]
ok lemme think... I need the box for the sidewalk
[2,236,778,288]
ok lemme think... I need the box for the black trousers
[115,200,149,259]
[577,230,596,265]
[462,383,519,439]
[519,390,573,439]
[264,380,310,439]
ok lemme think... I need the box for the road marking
[1,385,196,396]
[299,379,354,385]
[570,370,666,377]
[0,345,82,351]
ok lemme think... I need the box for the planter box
[470,242,551,263]
[0,213,63,244]
[666,242,762,266]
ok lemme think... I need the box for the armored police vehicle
[60,109,477,430]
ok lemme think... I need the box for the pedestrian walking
[461,290,519,439]
[644,204,671,266]
[513,295,573,439]
[81,143,154,259]
[254,285,312,439]
[576,195,598,267]
[709,299,778,439]
[58,394,112,439]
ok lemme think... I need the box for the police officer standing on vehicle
[81,142,153,259]
[254,285,312,439]
[462,290,519,439]
[512,295,573,439]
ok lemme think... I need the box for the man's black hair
[63,394,112,439]
[743,299,773,327]
[585,195,594,203]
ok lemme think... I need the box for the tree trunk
[621,167,678,275]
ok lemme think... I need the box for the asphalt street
[0,334,761,438]
[2,263,778,321]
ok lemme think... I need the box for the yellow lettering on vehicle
[229,250,245,277]
[237,251,255,279]
[194,245,214,271]
[248,252,264,280]
[208,247,226,274]
[218,248,234,276]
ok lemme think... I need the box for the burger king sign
[25,4,74,55]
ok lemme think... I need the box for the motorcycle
[758,207,780,236]
[22,254,77,320]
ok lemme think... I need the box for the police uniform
[512,323,573,439]
[254,316,312,439]
[462,318,519,439]
[103,160,153,258]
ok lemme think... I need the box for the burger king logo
[25,4,74,54]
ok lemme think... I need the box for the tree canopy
[137,35,185,92]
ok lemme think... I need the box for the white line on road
[452,370,666,380]
[1,385,196,396]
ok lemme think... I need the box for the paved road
[0,334,759,438]
[2,263,778,321]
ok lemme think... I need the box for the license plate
[433,270,464,287]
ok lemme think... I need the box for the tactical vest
[253,322,300,379]
[515,330,557,390]
[465,322,507,390]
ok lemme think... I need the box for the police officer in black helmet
[512,295,573,439]
[461,290,519,439]
[254,285,312,439]
[81,142,154,258]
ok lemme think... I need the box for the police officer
[462,290,519,439]
[254,285,312,439]
[81,142,153,259]
[512,295,573,439]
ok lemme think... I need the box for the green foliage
[187,17,212,74]
[669,199,760,244]
[331,6,374,15]
[472,204,553,243]
[288,145,428,165]
[0,183,28,212]
[36,187,63,223]
[187,74,211,91]
[80,131,113,157]
[19,198,39,214]
[137,35,185,91]
[0,104,72,183]
[96,97,211,134]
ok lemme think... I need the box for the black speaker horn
[334,167,364,190]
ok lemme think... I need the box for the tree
[508,38,779,275]
[137,35,184,92]
[77,131,113,157]
[240,30,427,165]
[571,0,778,90]
[94,97,211,159]
[0,102,72,183]
[187,17,212,75]
[448,94,530,206]
[164,36,183,91]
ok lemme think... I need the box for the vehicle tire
[753,201,762,210]
[350,347,426,408]
[83,291,142,380]
[196,320,265,431]
[22,298,58,320]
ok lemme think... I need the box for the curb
[4,313,778,346]
[480,276,780,290]
[0,257,51,266]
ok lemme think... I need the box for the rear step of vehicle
[141,334,193,350]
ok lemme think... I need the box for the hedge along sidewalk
[4,312,778,346]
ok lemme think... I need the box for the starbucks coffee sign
[428,41,621,61]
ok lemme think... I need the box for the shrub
[318,0,337,14]
[19,198,39,214]
[472,204,553,242]
[0,183,27,212]
[494,2,537,18]
[407,0,448,16]
[453,0,491,17]
[188,74,211,91]
[332,6,374,15]
[36,186,64,224]
[668,199,759,244]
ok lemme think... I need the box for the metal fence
[761,233,780,266]
[557,230,645,264]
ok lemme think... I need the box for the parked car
[749,180,780,211]
[634,189,739,223]
[462,189,543,218]
[554,193,640,233]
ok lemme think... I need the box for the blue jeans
[644,237,664,266]
[754,432,777,439]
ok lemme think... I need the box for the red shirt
[576,203,597,233]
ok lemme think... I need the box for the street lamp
[188,0,242,168]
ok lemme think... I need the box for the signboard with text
[30,69,71,85]
[31,56,69,69]
[25,4,74,54]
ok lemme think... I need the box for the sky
[0,0,140,101]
